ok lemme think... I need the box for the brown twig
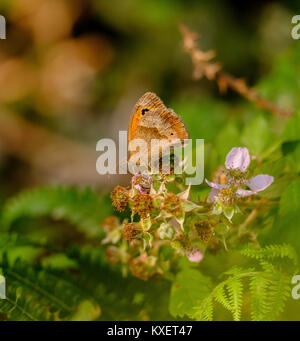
[240,209,258,230]
[179,23,294,119]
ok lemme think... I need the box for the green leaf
[41,254,78,270]
[169,268,211,318]
[215,122,241,163]
[183,200,201,212]
[71,300,101,321]
[268,181,300,255]
[286,142,300,173]
[282,112,300,142]
[223,206,234,221]
[241,115,271,155]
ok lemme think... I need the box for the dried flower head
[129,255,156,281]
[101,216,120,234]
[133,193,153,219]
[163,193,182,217]
[195,221,214,243]
[111,185,129,212]
[105,246,121,265]
[123,222,142,242]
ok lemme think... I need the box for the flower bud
[186,246,204,263]
[158,223,175,240]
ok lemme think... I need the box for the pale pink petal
[205,179,227,190]
[225,147,250,172]
[208,188,219,202]
[247,174,274,192]
[236,188,256,197]
[187,250,203,263]
[134,184,147,194]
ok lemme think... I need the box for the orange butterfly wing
[128,92,166,143]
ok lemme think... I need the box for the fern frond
[194,295,213,321]
[192,245,297,321]
[264,272,291,321]
[65,246,173,321]
[0,258,99,321]
[227,276,243,321]
[249,272,270,321]
[240,244,298,265]
[213,282,232,312]
[1,187,112,237]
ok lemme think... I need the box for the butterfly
[128,92,189,169]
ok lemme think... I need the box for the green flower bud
[141,217,152,231]
[170,240,185,252]
[158,223,175,240]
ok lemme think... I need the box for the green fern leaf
[194,295,213,321]
[227,276,243,321]
[240,244,298,265]
[1,187,112,237]
[213,282,232,313]
[0,258,100,321]
[265,272,291,321]
[249,272,270,321]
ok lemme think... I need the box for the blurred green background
[0,0,299,321]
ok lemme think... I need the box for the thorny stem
[179,23,294,119]
[239,209,258,237]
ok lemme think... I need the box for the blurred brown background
[0,0,298,198]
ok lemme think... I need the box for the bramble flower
[206,147,274,203]
[111,185,129,212]
[104,145,276,278]
[132,173,152,194]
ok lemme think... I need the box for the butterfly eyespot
[170,133,174,135]
[141,108,149,115]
